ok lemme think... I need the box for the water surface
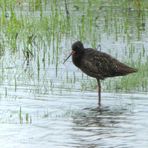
[0,85,148,148]
[0,1,148,148]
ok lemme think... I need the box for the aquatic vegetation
[0,2,148,148]
[0,0,147,99]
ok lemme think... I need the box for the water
[0,78,148,148]
[0,0,148,147]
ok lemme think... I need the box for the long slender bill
[63,50,75,64]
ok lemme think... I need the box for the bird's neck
[72,54,82,68]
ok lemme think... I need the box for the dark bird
[63,41,137,106]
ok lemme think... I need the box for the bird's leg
[97,79,101,107]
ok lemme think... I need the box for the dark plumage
[63,41,137,106]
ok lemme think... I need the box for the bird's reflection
[73,106,128,127]
[70,106,131,147]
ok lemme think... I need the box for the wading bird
[63,41,137,106]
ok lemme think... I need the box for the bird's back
[79,48,137,79]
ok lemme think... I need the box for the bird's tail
[117,63,138,76]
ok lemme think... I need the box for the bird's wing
[80,49,119,79]
[92,51,136,77]
[94,52,118,77]
[81,58,104,79]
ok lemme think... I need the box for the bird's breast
[72,55,82,68]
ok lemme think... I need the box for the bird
[63,41,137,107]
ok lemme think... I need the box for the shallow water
[0,0,148,148]
[0,84,148,148]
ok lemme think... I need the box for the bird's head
[72,41,84,53]
[63,41,84,64]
